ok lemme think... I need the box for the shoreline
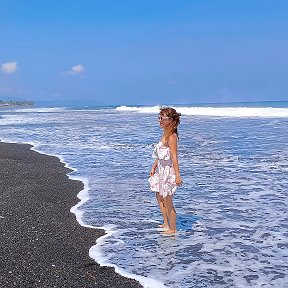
[0,141,142,287]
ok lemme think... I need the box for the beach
[0,141,142,288]
[1,106,288,287]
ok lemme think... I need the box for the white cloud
[68,64,85,75]
[72,64,84,73]
[1,61,17,74]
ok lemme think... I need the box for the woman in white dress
[148,107,182,234]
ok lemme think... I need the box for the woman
[148,107,182,234]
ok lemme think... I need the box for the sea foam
[115,105,288,118]
[12,107,68,113]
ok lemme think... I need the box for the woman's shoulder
[167,133,178,147]
[169,133,178,142]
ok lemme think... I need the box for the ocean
[0,103,288,288]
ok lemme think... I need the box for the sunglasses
[158,116,170,121]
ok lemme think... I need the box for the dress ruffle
[148,172,176,198]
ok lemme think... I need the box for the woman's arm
[150,159,158,176]
[168,133,183,185]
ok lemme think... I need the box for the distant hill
[0,100,34,107]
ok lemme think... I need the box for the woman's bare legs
[162,195,177,234]
[156,193,169,229]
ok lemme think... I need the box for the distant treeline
[0,100,34,107]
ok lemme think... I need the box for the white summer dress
[148,141,177,197]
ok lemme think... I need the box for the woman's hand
[175,175,183,186]
[150,167,156,176]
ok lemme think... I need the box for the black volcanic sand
[0,142,142,288]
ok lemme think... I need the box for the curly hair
[159,107,181,144]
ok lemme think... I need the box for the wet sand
[0,141,142,288]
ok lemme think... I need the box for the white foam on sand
[68,175,167,288]
[89,229,167,288]
[57,155,167,288]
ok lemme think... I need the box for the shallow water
[0,106,288,287]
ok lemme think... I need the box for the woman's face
[158,113,171,129]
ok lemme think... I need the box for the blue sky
[1,0,287,105]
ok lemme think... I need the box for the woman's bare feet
[158,223,169,229]
[161,229,176,234]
